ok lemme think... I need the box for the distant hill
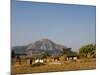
[12,39,67,56]
[27,39,67,51]
[12,46,27,54]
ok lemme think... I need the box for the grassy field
[11,58,96,75]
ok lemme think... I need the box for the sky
[11,0,96,51]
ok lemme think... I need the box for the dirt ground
[11,58,96,75]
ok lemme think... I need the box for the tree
[11,50,16,58]
[11,50,16,64]
[62,48,77,56]
[79,44,96,58]
[90,44,96,58]
[62,48,72,55]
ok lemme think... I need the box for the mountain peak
[40,38,50,41]
[27,38,67,51]
[39,38,52,42]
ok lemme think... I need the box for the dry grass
[11,58,96,75]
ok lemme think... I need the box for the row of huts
[13,49,79,65]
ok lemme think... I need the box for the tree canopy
[62,48,77,56]
[79,44,96,58]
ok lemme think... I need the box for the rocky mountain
[27,39,66,51]
[12,39,67,56]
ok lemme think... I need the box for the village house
[14,48,79,65]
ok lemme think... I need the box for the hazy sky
[11,0,96,51]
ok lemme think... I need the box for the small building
[59,54,79,61]
[26,49,46,64]
[67,55,79,61]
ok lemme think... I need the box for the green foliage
[79,44,96,58]
[62,48,71,55]
[62,48,77,56]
